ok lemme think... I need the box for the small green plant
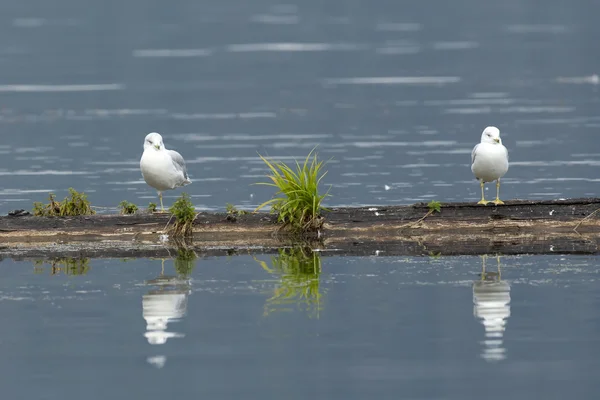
[32,188,95,217]
[226,203,248,215]
[428,251,442,259]
[402,200,442,229]
[118,200,138,215]
[33,257,91,275]
[173,248,197,276]
[226,203,248,221]
[254,247,325,318]
[254,148,331,233]
[428,200,442,213]
[167,193,197,237]
[148,202,157,213]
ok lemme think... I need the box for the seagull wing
[471,143,480,165]
[168,149,190,181]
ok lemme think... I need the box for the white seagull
[140,132,191,211]
[471,126,509,205]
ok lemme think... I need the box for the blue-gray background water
[1,254,600,399]
[2,1,600,399]
[1,0,599,212]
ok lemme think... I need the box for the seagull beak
[494,138,500,143]
[154,144,160,150]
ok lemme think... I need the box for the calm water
[2,1,600,398]
[0,253,599,399]
[1,0,600,213]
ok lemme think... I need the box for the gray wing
[471,143,479,165]
[168,149,189,180]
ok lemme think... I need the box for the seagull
[471,126,509,205]
[140,132,191,212]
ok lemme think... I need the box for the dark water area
[0,253,599,399]
[1,0,600,213]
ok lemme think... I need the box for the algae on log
[1,198,600,258]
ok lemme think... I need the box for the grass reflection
[173,248,197,277]
[255,247,325,318]
[33,257,91,275]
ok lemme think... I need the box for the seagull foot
[493,199,505,205]
[477,200,489,205]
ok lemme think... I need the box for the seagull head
[480,126,502,145]
[144,132,164,151]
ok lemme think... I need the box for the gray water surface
[2,2,600,398]
[1,0,600,213]
[0,253,599,399]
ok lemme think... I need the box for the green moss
[147,202,157,213]
[32,188,95,217]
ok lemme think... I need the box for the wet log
[1,198,600,259]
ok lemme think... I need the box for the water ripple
[324,76,461,85]
[226,42,364,52]
[375,22,422,32]
[250,14,299,25]
[132,49,213,58]
[0,84,124,92]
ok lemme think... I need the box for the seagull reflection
[472,255,511,362]
[143,258,194,367]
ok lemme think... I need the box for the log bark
[1,198,599,259]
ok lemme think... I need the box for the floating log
[1,198,600,259]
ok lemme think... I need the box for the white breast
[471,143,509,183]
[140,149,184,191]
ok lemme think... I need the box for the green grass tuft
[254,148,331,233]
[225,203,248,221]
[226,203,248,215]
[428,200,442,213]
[254,247,325,318]
[147,202,157,213]
[118,200,138,215]
[167,193,197,237]
[32,188,95,217]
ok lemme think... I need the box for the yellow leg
[493,180,504,205]
[158,191,166,212]
[477,180,489,205]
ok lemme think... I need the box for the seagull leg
[493,180,504,205]
[477,180,489,205]
[481,254,487,280]
[158,191,165,212]
[497,255,501,280]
